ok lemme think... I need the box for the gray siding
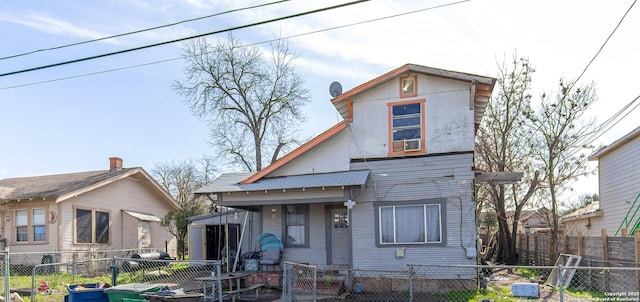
[598,134,640,235]
[350,153,477,270]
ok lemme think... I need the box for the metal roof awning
[123,210,162,222]
[196,170,370,194]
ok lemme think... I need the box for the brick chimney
[109,157,123,172]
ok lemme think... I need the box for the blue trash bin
[67,283,110,302]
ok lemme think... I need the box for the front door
[330,208,350,265]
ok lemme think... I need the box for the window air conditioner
[403,139,421,151]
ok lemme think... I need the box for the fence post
[408,264,413,302]
[4,247,9,302]
[111,257,118,286]
[533,232,538,265]
[577,232,584,257]
[601,229,609,291]
[557,264,564,302]
[72,250,77,284]
[635,232,640,292]
[523,233,531,265]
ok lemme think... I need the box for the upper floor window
[388,99,425,155]
[76,208,110,244]
[376,199,445,246]
[284,204,309,248]
[14,207,47,244]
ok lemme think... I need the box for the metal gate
[282,261,317,301]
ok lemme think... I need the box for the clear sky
[1,0,638,202]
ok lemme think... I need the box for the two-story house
[194,64,495,285]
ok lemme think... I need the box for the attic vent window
[400,75,417,97]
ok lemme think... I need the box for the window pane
[380,207,394,243]
[393,116,421,128]
[396,206,425,243]
[426,205,441,242]
[76,209,92,243]
[286,226,305,245]
[333,212,347,229]
[393,128,421,141]
[285,205,306,246]
[33,226,46,242]
[16,226,27,242]
[33,209,46,225]
[392,103,420,115]
[95,211,109,244]
[15,210,27,226]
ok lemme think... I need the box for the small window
[376,199,445,246]
[75,208,110,244]
[400,75,417,97]
[284,204,308,247]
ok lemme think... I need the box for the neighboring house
[561,202,602,236]
[195,64,495,278]
[0,157,180,261]
[588,126,640,236]
[507,208,555,234]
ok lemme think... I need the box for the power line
[0,0,370,78]
[560,0,637,158]
[0,0,290,61]
[566,0,636,97]
[0,0,471,90]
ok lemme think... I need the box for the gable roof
[0,168,179,209]
[589,125,640,160]
[331,64,495,126]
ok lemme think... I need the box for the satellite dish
[329,81,342,97]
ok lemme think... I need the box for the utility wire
[558,0,636,158]
[0,0,470,90]
[569,0,636,89]
[566,93,640,158]
[0,0,369,78]
[0,0,290,61]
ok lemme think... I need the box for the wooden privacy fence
[517,230,640,292]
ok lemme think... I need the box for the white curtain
[396,206,424,243]
[426,205,441,242]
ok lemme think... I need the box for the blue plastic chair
[255,233,283,251]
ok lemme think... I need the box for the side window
[14,207,47,244]
[75,208,110,244]
[388,100,425,155]
[376,199,445,246]
[284,204,309,248]
[33,209,46,242]
[15,210,28,242]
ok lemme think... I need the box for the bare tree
[174,34,311,172]
[152,157,217,259]
[526,80,597,257]
[476,55,540,264]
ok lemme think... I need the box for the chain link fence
[3,247,640,302]
[282,261,640,301]
[0,248,223,302]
